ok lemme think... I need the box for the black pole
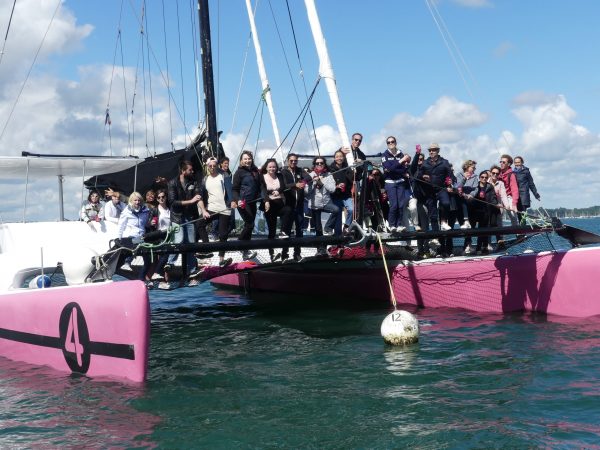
[197,0,218,159]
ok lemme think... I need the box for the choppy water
[1,218,599,448]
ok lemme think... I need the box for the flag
[104,108,111,126]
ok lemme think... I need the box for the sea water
[1,218,599,448]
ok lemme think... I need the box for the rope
[269,76,321,160]
[0,0,62,143]
[376,232,397,310]
[161,0,174,147]
[0,0,17,69]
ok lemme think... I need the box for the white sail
[304,0,352,163]
[244,0,285,165]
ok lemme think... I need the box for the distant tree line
[530,206,600,218]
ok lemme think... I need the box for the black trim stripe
[0,327,135,360]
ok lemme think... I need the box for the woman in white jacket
[117,192,152,283]
[304,156,340,254]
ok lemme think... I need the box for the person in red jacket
[498,154,519,226]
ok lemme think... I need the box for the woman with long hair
[260,158,293,262]
[232,150,261,260]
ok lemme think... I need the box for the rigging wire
[269,76,321,160]
[161,0,174,150]
[284,0,320,155]
[270,0,318,154]
[229,31,253,136]
[0,0,17,69]
[425,0,512,152]
[126,0,199,150]
[175,0,188,147]
[139,1,150,157]
[143,2,157,157]
[0,0,62,143]
[189,0,201,128]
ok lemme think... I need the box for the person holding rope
[197,157,235,267]
[117,191,152,285]
[232,150,261,260]
[166,160,202,279]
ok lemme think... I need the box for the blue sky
[1,0,600,221]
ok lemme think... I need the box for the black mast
[197,0,218,159]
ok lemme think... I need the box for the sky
[1,0,599,222]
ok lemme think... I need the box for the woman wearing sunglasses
[463,171,497,255]
[304,156,340,255]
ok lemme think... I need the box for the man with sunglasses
[419,143,453,232]
[341,132,367,179]
[282,153,310,261]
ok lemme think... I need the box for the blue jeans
[167,221,197,275]
[325,197,353,234]
[385,182,409,228]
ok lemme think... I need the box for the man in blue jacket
[381,136,411,232]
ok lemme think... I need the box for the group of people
[79,132,542,285]
[377,138,541,256]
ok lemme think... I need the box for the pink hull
[211,247,600,317]
[0,280,150,382]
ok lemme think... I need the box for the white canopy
[0,155,139,179]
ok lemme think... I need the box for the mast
[245,0,284,165]
[197,0,219,159]
[304,0,352,163]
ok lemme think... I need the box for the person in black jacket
[464,171,498,254]
[419,143,454,232]
[513,156,541,222]
[260,159,293,262]
[232,150,261,259]
[281,153,310,261]
[166,160,202,278]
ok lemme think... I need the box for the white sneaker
[429,239,440,248]
[121,262,132,271]
[396,226,406,232]
[464,245,473,255]
[151,273,163,280]
[414,225,422,232]
[460,221,471,229]
[440,221,451,231]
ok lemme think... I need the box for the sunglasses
[353,138,362,142]
[386,140,395,145]
[158,195,166,199]
[315,162,325,166]
[491,171,499,175]
[480,175,488,179]
[500,161,508,164]
[289,159,298,163]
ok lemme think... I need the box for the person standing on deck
[282,153,310,261]
[419,143,453,232]
[166,160,202,279]
[232,150,261,260]
[381,136,411,233]
[498,154,519,226]
[197,158,236,267]
[513,156,541,223]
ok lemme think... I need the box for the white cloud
[369,94,600,209]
